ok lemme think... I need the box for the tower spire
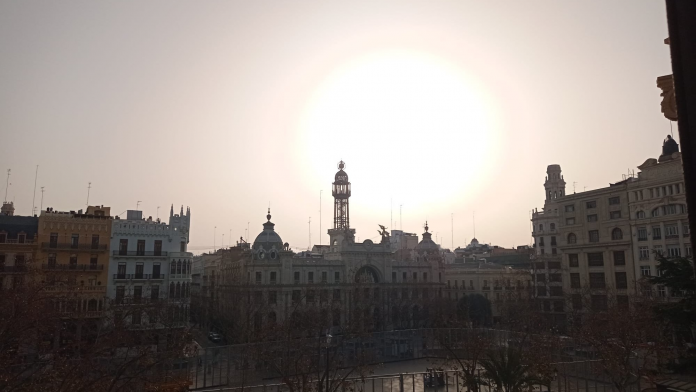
[332,160,351,229]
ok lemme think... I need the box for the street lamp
[325,332,333,392]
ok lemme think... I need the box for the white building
[530,136,690,329]
[107,205,192,326]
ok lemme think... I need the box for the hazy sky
[0,1,673,253]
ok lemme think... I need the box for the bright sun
[299,50,500,215]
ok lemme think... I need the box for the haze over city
[0,1,673,252]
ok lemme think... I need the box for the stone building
[210,161,446,339]
[443,262,532,320]
[107,206,192,327]
[0,202,38,290]
[531,136,690,327]
[37,205,112,347]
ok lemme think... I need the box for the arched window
[169,282,175,297]
[554,191,557,199]
[176,261,182,275]
[611,228,623,240]
[567,233,577,244]
[170,262,176,274]
[636,210,645,219]
[88,299,97,311]
[175,282,181,298]
[550,223,556,230]
[652,208,661,217]
[186,283,190,297]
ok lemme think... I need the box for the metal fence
[187,329,642,392]
[190,363,643,392]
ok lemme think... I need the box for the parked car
[208,332,222,343]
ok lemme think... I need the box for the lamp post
[325,332,332,392]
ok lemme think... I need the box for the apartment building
[107,206,192,327]
[531,136,689,326]
[0,202,38,290]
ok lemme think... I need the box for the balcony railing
[44,285,106,292]
[112,251,168,257]
[42,263,104,271]
[113,274,165,280]
[42,242,107,251]
[482,286,490,290]
[60,311,104,318]
[665,234,679,239]
[113,298,162,305]
[0,239,35,245]
[0,265,28,273]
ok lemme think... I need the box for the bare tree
[568,289,676,392]
[0,265,195,392]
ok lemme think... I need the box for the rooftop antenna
[451,213,454,249]
[40,187,45,212]
[319,190,322,245]
[573,181,577,194]
[391,198,393,233]
[32,165,39,215]
[86,182,91,206]
[214,226,217,252]
[3,169,10,203]
[222,233,225,249]
[473,211,476,239]
[136,200,142,210]
[157,206,160,219]
[400,205,403,231]
[308,217,312,250]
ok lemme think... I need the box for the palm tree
[480,347,542,392]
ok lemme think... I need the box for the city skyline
[0,1,673,252]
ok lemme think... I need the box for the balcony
[0,265,28,273]
[60,311,104,318]
[665,234,679,240]
[0,239,35,246]
[482,286,490,291]
[42,263,104,271]
[42,242,108,251]
[112,251,168,257]
[44,285,106,293]
[113,298,162,305]
[113,274,166,280]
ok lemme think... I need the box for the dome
[335,169,349,182]
[415,221,439,254]
[252,209,284,252]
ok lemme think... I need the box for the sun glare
[299,50,500,214]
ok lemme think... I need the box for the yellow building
[37,205,112,320]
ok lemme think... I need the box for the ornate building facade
[531,136,690,328]
[210,162,446,340]
[107,206,193,327]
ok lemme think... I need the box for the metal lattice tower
[332,161,351,229]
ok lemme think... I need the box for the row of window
[0,232,30,243]
[48,233,101,247]
[637,244,691,259]
[115,282,191,302]
[116,260,190,277]
[0,253,27,266]
[567,251,625,267]
[563,196,621,214]
[637,223,689,241]
[249,270,433,285]
[634,183,684,201]
[446,279,527,289]
[568,272,627,289]
[119,238,186,253]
